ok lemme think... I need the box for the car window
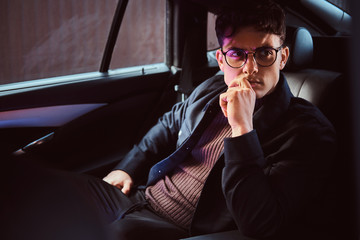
[0,0,166,86]
[207,13,219,51]
[110,0,166,69]
[0,0,118,85]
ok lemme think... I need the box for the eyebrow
[225,45,276,52]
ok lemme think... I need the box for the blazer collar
[253,73,293,137]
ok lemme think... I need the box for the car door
[0,0,177,176]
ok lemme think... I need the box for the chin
[255,91,265,99]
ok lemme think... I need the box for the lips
[246,78,261,87]
[249,81,262,87]
[228,78,262,88]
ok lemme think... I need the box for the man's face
[216,26,289,99]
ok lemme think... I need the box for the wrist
[231,125,253,137]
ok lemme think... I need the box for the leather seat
[284,26,342,110]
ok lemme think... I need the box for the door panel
[0,64,176,175]
[0,104,107,128]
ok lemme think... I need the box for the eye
[226,49,246,60]
[257,48,274,58]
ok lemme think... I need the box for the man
[98,0,337,239]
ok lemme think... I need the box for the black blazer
[116,74,337,239]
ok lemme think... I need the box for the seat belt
[175,26,197,102]
[175,15,207,102]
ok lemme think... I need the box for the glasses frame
[221,46,283,68]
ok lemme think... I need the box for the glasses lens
[225,49,246,68]
[255,48,277,67]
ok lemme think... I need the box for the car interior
[1,0,358,239]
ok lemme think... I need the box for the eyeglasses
[221,46,282,68]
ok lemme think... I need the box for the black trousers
[3,159,189,240]
[83,175,189,240]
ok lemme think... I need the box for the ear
[279,46,289,70]
[216,49,225,71]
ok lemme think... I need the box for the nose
[243,53,258,75]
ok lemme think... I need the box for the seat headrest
[284,26,313,70]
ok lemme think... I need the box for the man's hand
[103,170,133,195]
[219,77,256,137]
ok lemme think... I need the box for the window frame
[0,0,170,95]
[99,0,129,73]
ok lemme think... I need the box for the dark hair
[215,0,286,47]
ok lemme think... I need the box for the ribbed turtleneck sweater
[145,111,232,229]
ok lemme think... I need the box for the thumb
[121,180,132,195]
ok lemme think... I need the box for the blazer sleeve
[113,100,186,184]
[113,75,225,184]
[113,80,211,184]
[222,118,337,238]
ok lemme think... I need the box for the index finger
[239,77,253,89]
[228,77,252,90]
